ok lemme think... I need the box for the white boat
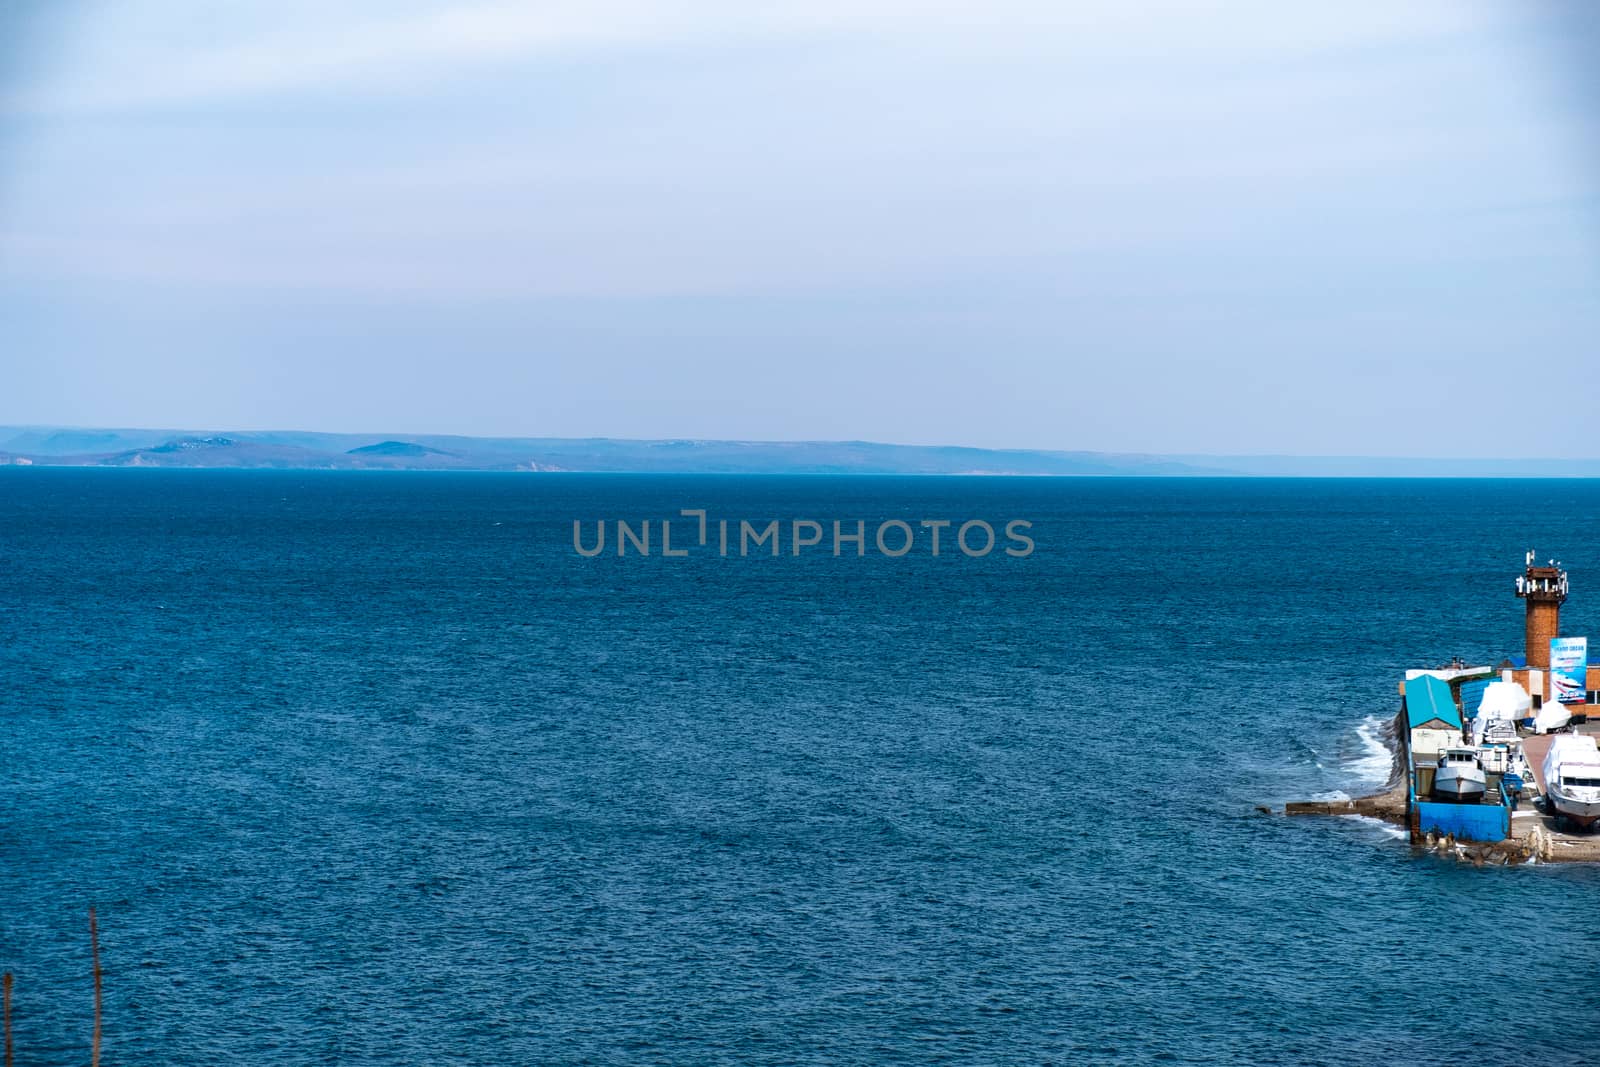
[1476,744,1510,775]
[1473,682,1530,747]
[1433,748,1488,803]
[1542,734,1600,830]
[1471,715,1519,747]
[1532,701,1572,735]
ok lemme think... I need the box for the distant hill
[0,426,1597,476]
[96,436,346,469]
[3,427,174,455]
[347,440,451,457]
[0,428,1232,475]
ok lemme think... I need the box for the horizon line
[2,424,1597,465]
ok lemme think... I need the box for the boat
[1433,748,1488,803]
[1472,681,1530,747]
[1541,734,1600,830]
[1531,701,1572,735]
[1471,715,1519,747]
[1478,680,1533,721]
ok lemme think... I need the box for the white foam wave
[1349,715,1395,788]
[1342,814,1408,842]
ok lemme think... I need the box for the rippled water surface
[5,472,1600,1064]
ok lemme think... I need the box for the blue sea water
[4,471,1600,1066]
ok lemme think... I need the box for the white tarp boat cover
[1543,733,1600,789]
[1478,681,1532,720]
[1534,701,1573,734]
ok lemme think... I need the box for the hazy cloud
[1,1,1596,456]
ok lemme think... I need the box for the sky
[1,1,1597,456]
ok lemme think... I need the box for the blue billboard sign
[1550,636,1588,705]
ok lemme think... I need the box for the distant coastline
[2,426,1598,477]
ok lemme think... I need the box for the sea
[4,470,1600,1065]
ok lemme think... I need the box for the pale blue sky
[1,1,1596,455]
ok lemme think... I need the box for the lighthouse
[1515,548,1567,669]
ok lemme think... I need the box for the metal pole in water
[3,971,13,1067]
[89,909,102,1067]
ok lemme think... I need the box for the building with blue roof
[1403,674,1462,757]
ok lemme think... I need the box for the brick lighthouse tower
[1515,548,1567,669]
